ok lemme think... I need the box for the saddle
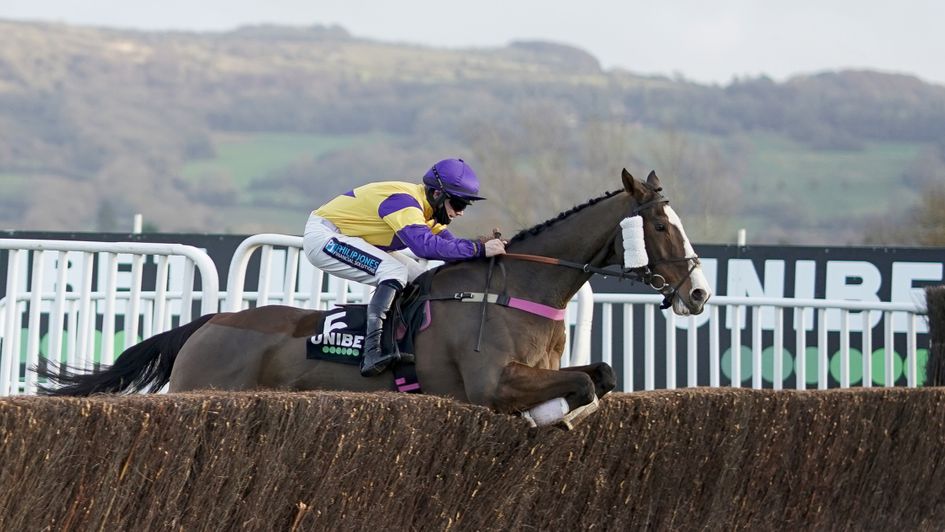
[305,272,435,386]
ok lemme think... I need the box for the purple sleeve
[397,225,485,261]
[378,193,422,218]
[438,229,455,240]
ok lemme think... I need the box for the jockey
[303,158,506,377]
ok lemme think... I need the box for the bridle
[500,193,700,310]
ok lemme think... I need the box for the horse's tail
[38,313,217,396]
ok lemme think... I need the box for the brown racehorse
[39,170,711,428]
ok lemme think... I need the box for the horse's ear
[646,170,662,191]
[621,168,637,194]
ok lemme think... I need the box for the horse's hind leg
[492,362,598,427]
[561,363,616,398]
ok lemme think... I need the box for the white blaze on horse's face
[664,205,712,315]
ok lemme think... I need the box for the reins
[475,230,502,352]
[502,252,637,278]
[499,252,698,310]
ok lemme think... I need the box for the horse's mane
[509,189,623,243]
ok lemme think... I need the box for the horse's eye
[655,222,667,232]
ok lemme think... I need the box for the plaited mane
[509,190,623,243]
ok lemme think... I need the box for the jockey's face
[444,198,466,219]
[433,190,467,221]
[447,196,470,213]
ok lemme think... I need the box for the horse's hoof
[595,364,617,397]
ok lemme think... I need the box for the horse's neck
[506,195,625,308]
[505,261,591,310]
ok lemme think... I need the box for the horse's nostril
[691,288,707,302]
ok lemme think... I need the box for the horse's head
[614,169,712,315]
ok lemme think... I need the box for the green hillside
[737,135,925,243]
[0,19,943,245]
[182,133,375,188]
[169,129,932,244]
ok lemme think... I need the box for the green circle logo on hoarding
[721,345,794,384]
[721,345,920,386]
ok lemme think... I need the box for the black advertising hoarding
[592,244,944,388]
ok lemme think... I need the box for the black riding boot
[360,281,402,377]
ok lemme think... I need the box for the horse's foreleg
[492,362,599,429]
[560,363,616,398]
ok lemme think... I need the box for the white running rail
[0,239,219,395]
[3,235,930,396]
[593,293,927,391]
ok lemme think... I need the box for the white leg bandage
[521,397,569,427]
[520,394,600,430]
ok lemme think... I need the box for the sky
[2,0,945,86]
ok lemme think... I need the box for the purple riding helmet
[422,158,486,201]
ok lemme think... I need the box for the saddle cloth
[305,293,431,366]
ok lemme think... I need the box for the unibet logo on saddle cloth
[307,306,367,365]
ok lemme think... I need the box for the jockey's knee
[377,262,408,288]
[378,278,404,291]
[388,250,427,282]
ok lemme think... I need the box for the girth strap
[450,291,567,321]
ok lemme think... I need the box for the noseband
[638,256,700,310]
[503,193,700,310]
